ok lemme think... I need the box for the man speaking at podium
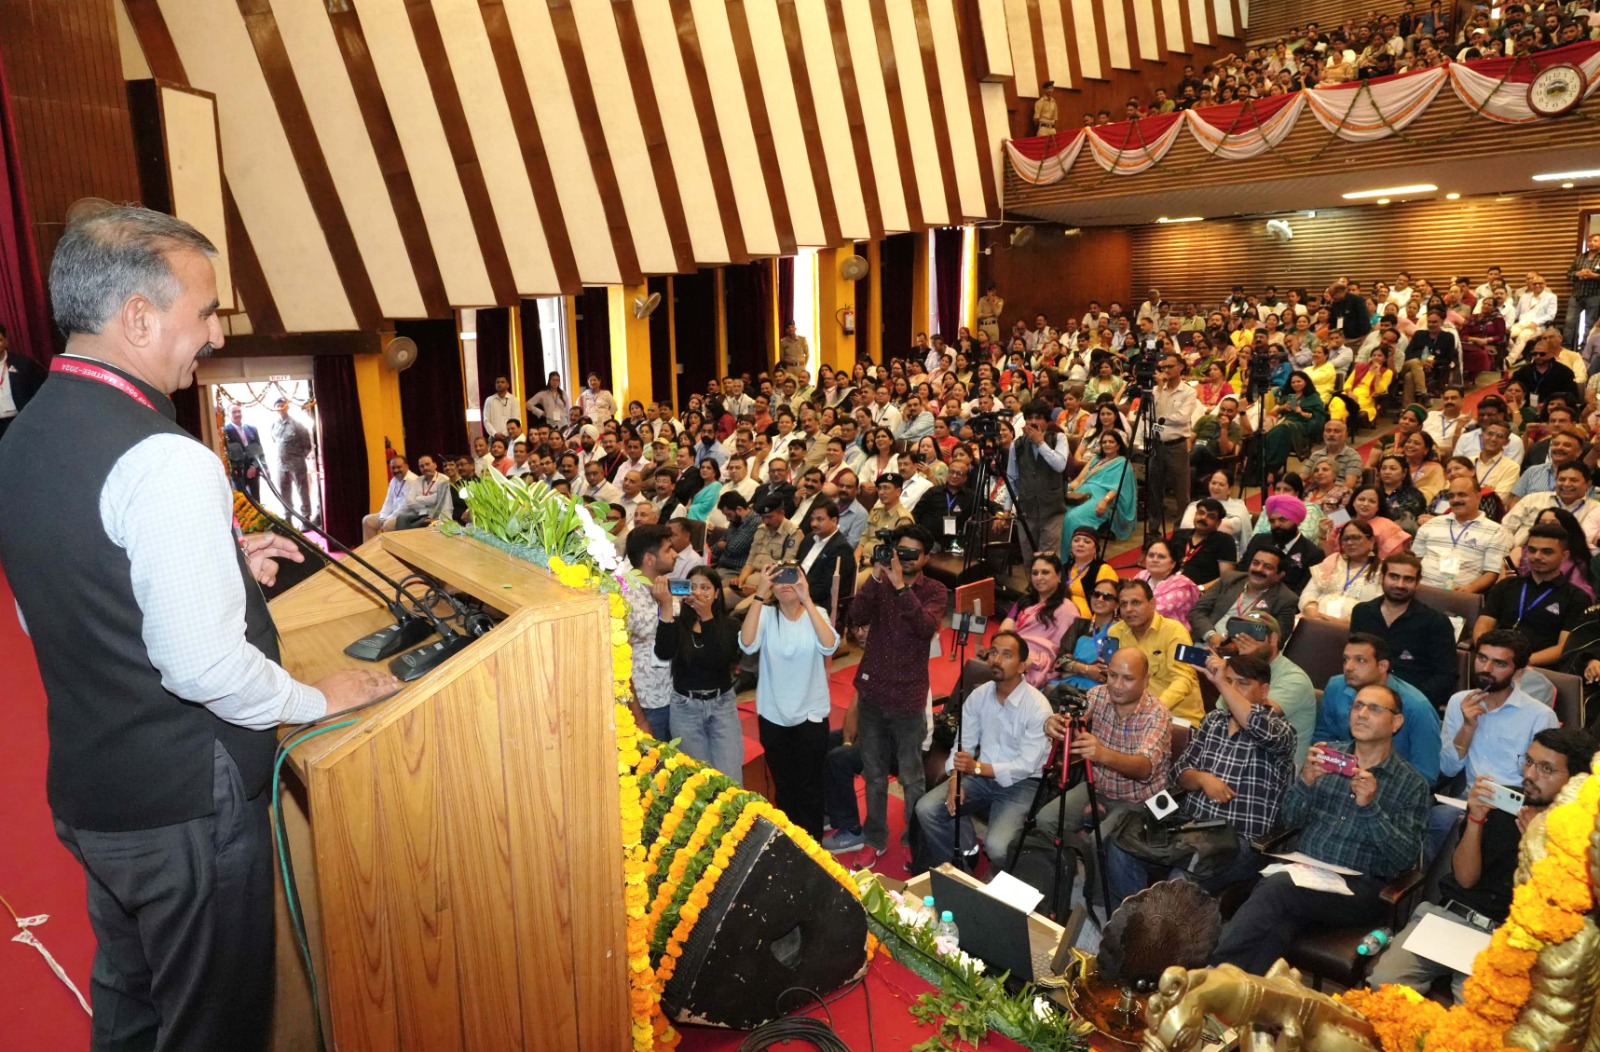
[0,205,397,1051]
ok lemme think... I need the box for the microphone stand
[248,459,471,680]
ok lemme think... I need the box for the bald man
[1028,645,1174,884]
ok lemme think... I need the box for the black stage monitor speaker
[661,817,868,1029]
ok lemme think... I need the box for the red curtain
[396,318,470,462]
[777,257,795,331]
[673,271,718,400]
[519,298,546,393]
[880,234,916,363]
[313,354,369,547]
[574,286,611,386]
[933,228,962,342]
[0,44,50,363]
[852,241,872,364]
[474,307,512,412]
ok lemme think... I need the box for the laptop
[928,867,1076,982]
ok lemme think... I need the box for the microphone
[248,458,470,678]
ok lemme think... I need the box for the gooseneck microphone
[245,458,468,678]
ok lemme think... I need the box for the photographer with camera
[1150,353,1197,519]
[1210,682,1429,974]
[1102,652,1295,902]
[1005,400,1070,565]
[854,472,914,566]
[1032,648,1172,860]
[848,524,947,860]
[913,630,1052,872]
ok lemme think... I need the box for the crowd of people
[352,243,1600,997]
[1049,1,1600,129]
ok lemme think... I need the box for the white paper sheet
[1435,794,1468,810]
[978,870,1046,916]
[1260,862,1353,895]
[1266,851,1362,876]
[1404,911,1492,974]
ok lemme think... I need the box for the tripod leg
[1082,769,1115,921]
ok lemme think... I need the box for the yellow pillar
[961,226,979,334]
[564,295,581,395]
[608,284,653,412]
[815,246,856,374]
[911,232,930,343]
[714,269,729,378]
[508,304,526,415]
[354,339,406,511]
[866,240,882,364]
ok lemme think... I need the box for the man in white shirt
[1455,397,1526,466]
[867,386,902,431]
[390,454,453,530]
[1500,461,1600,550]
[1507,272,1560,367]
[721,376,753,418]
[665,518,705,580]
[611,433,649,489]
[472,435,493,477]
[578,459,623,505]
[482,375,515,441]
[1422,385,1472,456]
[618,470,650,525]
[1412,478,1511,593]
[898,453,934,513]
[362,455,417,541]
[1150,353,1197,522]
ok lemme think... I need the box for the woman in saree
[1366,404,1426,469]
[1260,370,1327,481]
[999,554,1078,687]
[1061,430,1138,547]
[1343,344,1393,425]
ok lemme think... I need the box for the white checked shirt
[1411,513,1511,589]
[91,433,326,728]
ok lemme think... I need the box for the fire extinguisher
[838,307,856,335]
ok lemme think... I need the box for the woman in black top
[655,566,744,783]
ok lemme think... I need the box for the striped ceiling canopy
[116,0,1247,332]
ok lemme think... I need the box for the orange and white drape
[1005,40,1600,186]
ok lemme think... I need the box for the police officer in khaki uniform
[1033,80,1059,135]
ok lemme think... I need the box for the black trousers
[54,742,275,1052]
[1210,871,1387,975]
[758,716,830,839]
[825,731,864,834]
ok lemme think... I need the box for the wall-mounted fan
[1009,225,1036,248]
[384,336,418,373]
[839,254,869,281]
[633,292,662,319]
[1265,219,1294,242]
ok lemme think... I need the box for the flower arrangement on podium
[455,468,867,1049]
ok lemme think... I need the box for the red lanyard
[50,357,156,411]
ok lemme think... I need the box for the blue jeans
[914,774,1041,871]
[670,689,744,786]
[1103,832,1264,905]
[642,704,672,742]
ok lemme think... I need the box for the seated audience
[914,631,1051,871]
[1136,538,1201,627]
[1300,519,1384,620]
[1243,494,1325,593]
[1168,498,1238,587]
[1412,476,1511,593]
[999,554,1078,688]
[1103,652,1295,901]
[1473,524,1586,667]
[1190,548,1300,654]
[1315,633,1443,783]
[1108,579,1203,724]
[1348,553,1461,702]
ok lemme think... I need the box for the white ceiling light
[1532,169,1600,182]
[1156,216,1203,224]
[1376,198,1391,205]
[1446,192,1461,200]
[1341,184,1437,200]
[1562,182,1576,189]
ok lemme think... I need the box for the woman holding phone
[738,561,839,837]
[655,567,742,781]
[1057,581,1121,691]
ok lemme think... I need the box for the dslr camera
[872,528,897,566]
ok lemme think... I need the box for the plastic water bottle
[919,895,938,927]
[936,911,960,947]
[1356,928,1392,956]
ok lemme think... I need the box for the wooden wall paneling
[0,0,141,275]
[1247,0,1370,44]
[1127,189,1600,307]
[979,225,1134,327]
[436,662,525,1052]
[374,705,463,1052]
[316,744,401,1051]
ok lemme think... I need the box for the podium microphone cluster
[246,457,471,681]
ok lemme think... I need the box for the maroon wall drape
[0,45,50,363]
[396,318,469,461]
[933,228,962,341]
[474,307,512,413]
[777,257,794,330]
[853,241,872,364]
[518,298,546,391]
[646,276,672,406]
[673,271,717,403]
[171,385,202,440]
[723,262,772,378]
[574,286,611,386]
[880,234,916,363]
[313,354,369,547]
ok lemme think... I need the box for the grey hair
[49,204,217,336]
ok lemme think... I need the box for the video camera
[1126,346,1159,390]
[871,528,897,566]
[1045,679,1091,721]
[967,410,1005,442]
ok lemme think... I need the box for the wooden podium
[266,530,627,1051]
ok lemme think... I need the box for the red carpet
[0,565,93,1049]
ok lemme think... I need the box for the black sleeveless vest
[0,362,278,831]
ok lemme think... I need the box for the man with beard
[1349,553,1459,703]
[1168,499,1237,587]
[1441,630,1559,794]
[1190,548,1301,651]
[1369,727,1597,1002]
[914,460,977,553]
[1241,494,1324,594]
[1473,523,1586,667]
[1316,634,1442,783]
[912,630,1051,871]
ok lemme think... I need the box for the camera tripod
[1125,379,1168,546]
[1003,698,1115,925]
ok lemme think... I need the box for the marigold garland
[1338,764,1598,1052]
